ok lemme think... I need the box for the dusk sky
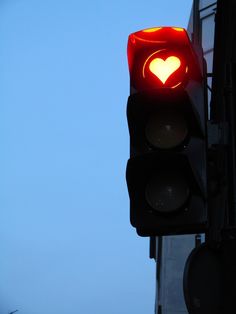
[0,1,192,313]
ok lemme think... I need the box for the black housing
[126,81,208,236]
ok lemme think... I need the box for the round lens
[145,112,188,149]
[145,172,190,213]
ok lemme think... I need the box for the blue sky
[0,1,192,313]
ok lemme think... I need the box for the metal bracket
[207,120,229,147]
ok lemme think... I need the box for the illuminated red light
[149,56,181,84]
[127,27,202,92]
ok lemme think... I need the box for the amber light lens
[145,172,190,213]
[145,112,188,149]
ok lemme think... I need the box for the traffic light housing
[126,27,208,236]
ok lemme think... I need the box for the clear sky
[0,1,192,313]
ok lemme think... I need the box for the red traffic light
[127,27,202,92]
[148,55,181,84]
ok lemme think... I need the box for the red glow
[127,27,202,92]
[149,56,181,84]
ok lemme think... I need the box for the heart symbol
[149,56,181,84]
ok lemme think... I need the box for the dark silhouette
[9,310,18,314]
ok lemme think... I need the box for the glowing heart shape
[149,56,181,84]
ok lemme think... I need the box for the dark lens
[145,112,188,149]
[145,172,190,213]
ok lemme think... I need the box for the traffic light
[126,27,208,236]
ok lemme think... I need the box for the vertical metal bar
[210,2,236,311]
[193,0,201,45]
[211,0,236,228]
[225,63,236,225]
[155,236,163,314]
[150,236,156,259]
